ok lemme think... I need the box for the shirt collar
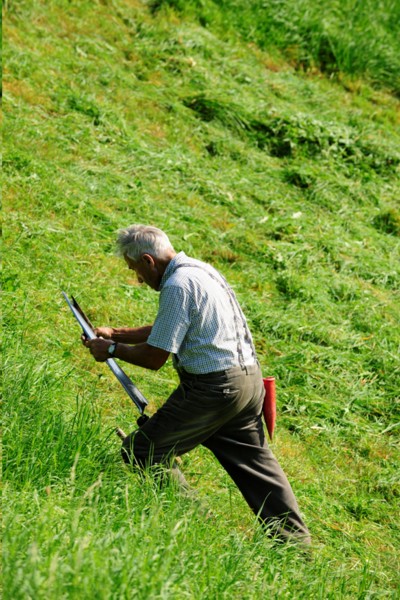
[159,251,187,290]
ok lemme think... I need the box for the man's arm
[85,338,169,371]
[94,325,153,344]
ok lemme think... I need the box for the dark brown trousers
[122,363,310,544]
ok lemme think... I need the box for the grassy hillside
[149,0,400,95]
[3,1,400,598]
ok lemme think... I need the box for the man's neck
[154,250,177,289]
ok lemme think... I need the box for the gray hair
[116,224,174,261]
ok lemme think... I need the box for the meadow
[3,0,400,597]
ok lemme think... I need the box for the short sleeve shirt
[147,252,256,374]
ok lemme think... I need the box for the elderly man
[85,224,310,545]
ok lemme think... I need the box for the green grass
[3,0,400,598]
[149,0,400,95]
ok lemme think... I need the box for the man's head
[116,224,176,290]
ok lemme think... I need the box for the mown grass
[3,0,400,598]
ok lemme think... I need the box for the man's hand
[81,326,114,346]
[83,337,114,362]
[94,326,114,339]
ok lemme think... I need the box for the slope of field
[3,1,400,597]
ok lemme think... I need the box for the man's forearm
[113,342,169,371]
[86,333,169,370]
[110,325,153,344]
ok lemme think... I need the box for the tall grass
[151,0,400,94]
[5,334,383,599]
[2,341,384,598]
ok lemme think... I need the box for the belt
[177,362,259,381]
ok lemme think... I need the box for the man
[84,224,310,545]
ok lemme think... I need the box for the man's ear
[142,253,154,266]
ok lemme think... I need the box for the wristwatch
[108,342,118,357]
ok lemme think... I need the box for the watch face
[108,343,116,356]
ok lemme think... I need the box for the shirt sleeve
[147,285,191,353]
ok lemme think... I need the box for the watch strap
[108,342,118,357]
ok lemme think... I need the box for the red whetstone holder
[263,377,276,441]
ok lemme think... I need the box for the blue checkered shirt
[147,252,256,374]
